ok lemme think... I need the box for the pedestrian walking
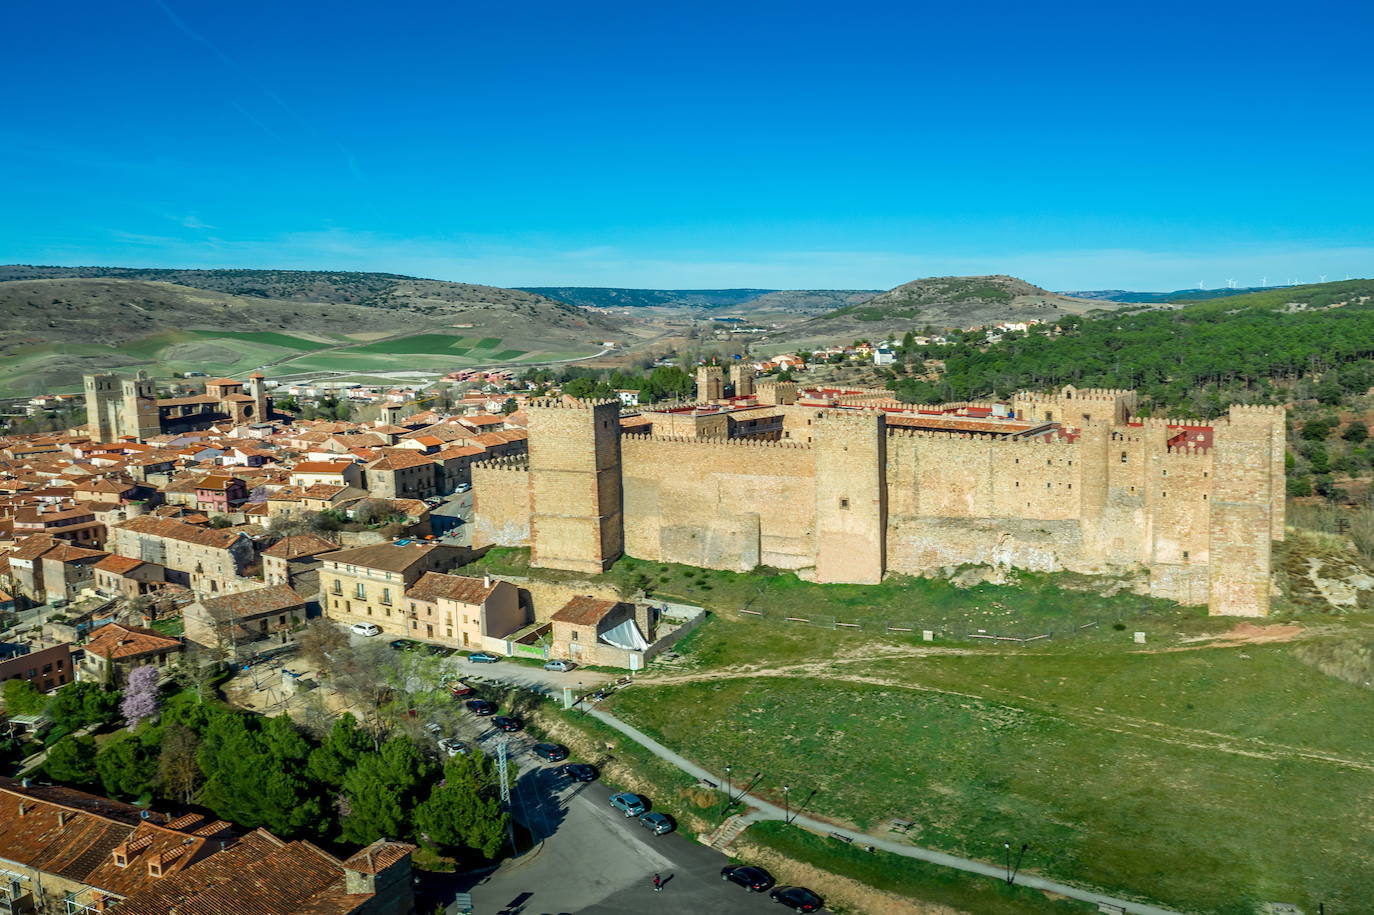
[652,873,663,892]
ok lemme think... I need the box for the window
[1120,452,1128,463]
[381,588,391,606]
[572,631,579,641]
[1183,551,1190,560]
[839,498,849,509]
[332,580,342,595]
[355,582,366,599]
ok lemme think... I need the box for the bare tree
[158,724,202,805]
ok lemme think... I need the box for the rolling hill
[763,275,1131,348]
[0,267,631,398]
[519,286,878,316]
[1066,285,1283,304]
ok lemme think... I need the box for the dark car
[561,763,598,782]
[466,651,501,663]
[492,715,523,732]
[425,645,455,658]
[639,812,675,835]
[769,885,824,912]
[465,699,495,716]
[532,742,569,762]
[389,639,419,651]
[721,865,775,892]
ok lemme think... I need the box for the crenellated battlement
[623,432,812,450]
[472,455,530,472]
[529,397,621,410]
[1162,445,1213,458]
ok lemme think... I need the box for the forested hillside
[887,279,1374,416]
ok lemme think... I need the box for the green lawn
[609,645,1374,914]
[347,333,471,355]
[488,349,528,361]
[474,337,502,349]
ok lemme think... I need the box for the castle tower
[813,411,886,584]
[729,364,755,398]
[380,404,405,426]
[1206,405,1283,616]
[119,372,161,441]
[83,373,121,441]
[755,379,797,406]
[247,373,270,421]
[528,398,624,574]
[695,365,724,403]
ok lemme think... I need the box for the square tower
[730,364,755,398]
[696,365,724,403]
[528,398,624,574]
[120,372,161,440]
[83,373,121,441]
[813,410,887,584]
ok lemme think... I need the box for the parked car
[532,743,569,762]
[456,483,472,493]
[389,638,421,651]
[769,886,823,912]
[437,737,468,757]
[639,812,675,835]
[492,716,522,732]
[465,699,495,716]
[561,763,599,782]
[721,865,775,892]
[423,722,442,736]
[543,659,576,672]
[350,622,381,637]
[466,651,501,663]
[425,645,455,658]
[609,792,648,817]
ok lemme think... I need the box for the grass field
[459,548,1374,912]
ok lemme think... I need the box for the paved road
[583,707,1185,915]
[450,654,615,695]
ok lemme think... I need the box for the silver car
[609,792,648,817]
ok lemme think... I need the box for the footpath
[583,706,1184,915]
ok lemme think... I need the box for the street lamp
[782,785,790,825]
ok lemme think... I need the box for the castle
[84,372,273,440]
[472,373,1285,617]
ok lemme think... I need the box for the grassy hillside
[0,270,630,396]
[765,275,1131,348]
[520,286,878,317]
[887,276,1374,413]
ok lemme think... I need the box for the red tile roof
[551,595,625,627]
[407,571,499,605]
[84,622,182,661]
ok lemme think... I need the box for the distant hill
[0,267,627,397]
[519,287,878,315]
[767,275,1127,346]
[1171,277,1374,311]
[1066,286,1282,305]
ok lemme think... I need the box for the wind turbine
[1319,274,1327,283]
[1261,276,1268,286]
[1227,278,1237,288]
[1198,280,1207,290]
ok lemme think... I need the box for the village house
[9,502,105,548]
[183,583,308,655]
[0,642,74,693]
[260,532,338,594]
[108,516,255,595]
[364,450,439,500]
[92,554,167,600]
[290,460,365,489]
[5,535,109,604]
[549,596,660,669]
[192,473,249,514]
[319,542,468,637]
[79,622,183,684]
[404,571,525,648]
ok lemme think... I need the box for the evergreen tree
[46,682,121,732]
[340,736,436,845]
[415,753,508,858]
[44,735,99,786]
[95,728,161,800]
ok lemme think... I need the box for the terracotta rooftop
[367,450,436,471]
[261,533,339,559]
[94,554,148,575]
[195,583,305,621]
[115,516,245,549]
[292,461,357,474]
[319,541,450,574]
[84,622,182,661]
[407,571,499,605]
[551,595,626,627]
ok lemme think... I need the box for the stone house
[183,583,307,655]
[289,460,364,489]
[80,622,182,684]
[260,532,338,595]
[109,516,255,596]
[92,554,167,600]
[549,595,659,669]
[364,450,439,500]
[404,572,524,648]
[319,542,468,637]
[6,535,109,604]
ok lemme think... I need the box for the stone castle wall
[471,459,531,547]
[473,391,1284,616]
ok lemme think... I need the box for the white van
[350,622,381,637]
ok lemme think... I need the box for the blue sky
[3,0,1372,290]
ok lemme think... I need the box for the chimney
[483,575,491,588]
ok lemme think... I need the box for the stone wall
[471,460,531,547]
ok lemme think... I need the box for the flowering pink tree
[120,665,160,728]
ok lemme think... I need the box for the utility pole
[782,785,790,825]
[496,738,517,854]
